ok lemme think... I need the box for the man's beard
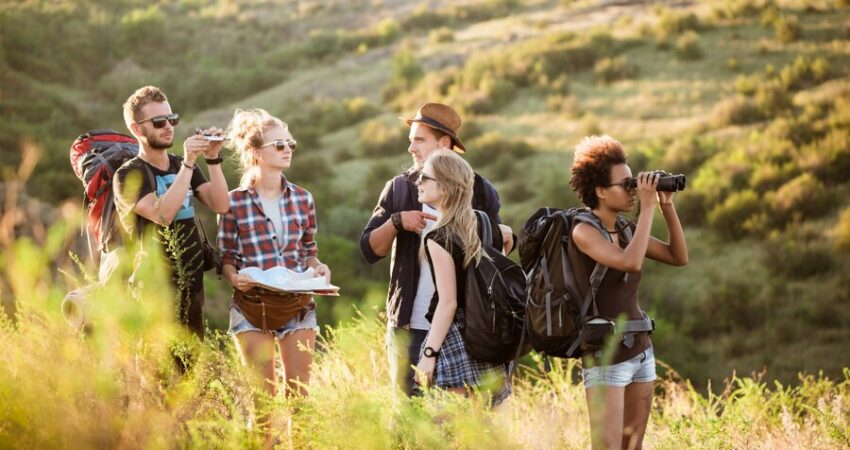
[147,134,173,150]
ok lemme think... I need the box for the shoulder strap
[475,210,493,248]
[391,175,408,214]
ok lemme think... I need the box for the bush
[428,27,455,44]
[771,173,832,223]
[834,207,850,251]
[655,8,702,41]
[754,81,792,118]
[593,56,638,84]
[465,132,535,168]
[674,31,703,61]
[774,15,801,43]
[358,118,408,158]
[708,189,762,239]
[763,235,835,279]
[711,96,764,127]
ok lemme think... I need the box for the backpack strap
[564,212,611,357]
[475,210,493,248]
[391,175,409,214]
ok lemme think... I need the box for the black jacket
[359,168,501,328]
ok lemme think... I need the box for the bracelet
[204,156,224,165]
[390,212,403,231]
[182,161,194,170]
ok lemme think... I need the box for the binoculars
[628,172,686,192]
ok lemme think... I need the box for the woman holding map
[217,108,332,402]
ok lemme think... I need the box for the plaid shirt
[217,177,318,271]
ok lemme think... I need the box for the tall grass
[1,215,848,449]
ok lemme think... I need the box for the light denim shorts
[582,346,657,388]
[228,305,318,339]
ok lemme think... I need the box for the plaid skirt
[421,308,511,404]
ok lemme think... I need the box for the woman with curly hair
[569,135,688,450]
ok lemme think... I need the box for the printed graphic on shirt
[155,174,195,221]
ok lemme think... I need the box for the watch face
[424,347,437,357]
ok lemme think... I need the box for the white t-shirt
[410,203,440,331]
[259,195,285,245]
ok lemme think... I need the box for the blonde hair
[225,108,288,188]
[426,150,486,268]
[123,85,167,132]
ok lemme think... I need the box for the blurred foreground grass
[0,222,848,450]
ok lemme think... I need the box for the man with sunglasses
[113,85,230,339]
[359,102,511,395]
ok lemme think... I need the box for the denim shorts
[582,346,657,388]
[228,305,318,339]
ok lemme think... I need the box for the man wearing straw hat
[359,102,511,395]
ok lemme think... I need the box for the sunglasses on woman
[261,139,297,152]
[607,178,636,194]
[417,172,437,184]
[136,113,180,129]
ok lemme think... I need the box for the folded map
[239,267,340,296]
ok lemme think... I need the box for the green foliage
[382,45,424,103]
[708,189,761,239]
[834,206,850,250]
[428,27,455,44]
[674,31,704,61]
[358,117,408,159]
[593,56,638,84]
[774,15,802,43]
[709,0,777,20]
[710,96,764,127]
[763,232,835,279]
[770,173,833,223]
[655,7,703,42]
[465,132,535,169]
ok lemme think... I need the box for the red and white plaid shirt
[217,177,318,271]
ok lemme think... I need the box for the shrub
[834,207,850,251]
[428,27,455,44]
[465,132,535,167]
[771,173,832,223]
[798,129,850,183]
[754,81,792,118]
[711,96,763,127]
[580,113,602,136]
[358,118,408,158]
[674,31,703,61]
[655,8,702,41]
[774,15,801,43]
[707,189,761,239]
[763,235,835,279]
[593,56,638,84]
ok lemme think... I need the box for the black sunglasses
[417,172,437,184]
[136,113,180,129]
[607,179,636,193]
[261,139,297,152]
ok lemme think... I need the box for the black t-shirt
[423,212,504,322]
[113,154,208,290]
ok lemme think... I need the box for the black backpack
[462,211,530,364]
[518,207,653,359]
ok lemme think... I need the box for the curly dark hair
[569,135,627,209]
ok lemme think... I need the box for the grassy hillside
[2,0,850,391]
[1,237,848,448]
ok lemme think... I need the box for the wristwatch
[423,346,440,358]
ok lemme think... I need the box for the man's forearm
[205,164,230,214]
[157,166,195,223]
[368,219,399,258]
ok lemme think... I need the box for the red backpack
[69,129,142,254]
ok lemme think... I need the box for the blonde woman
[414,149,510,404]
[217,109,331,397]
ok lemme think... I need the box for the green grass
[1,227,848,448]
